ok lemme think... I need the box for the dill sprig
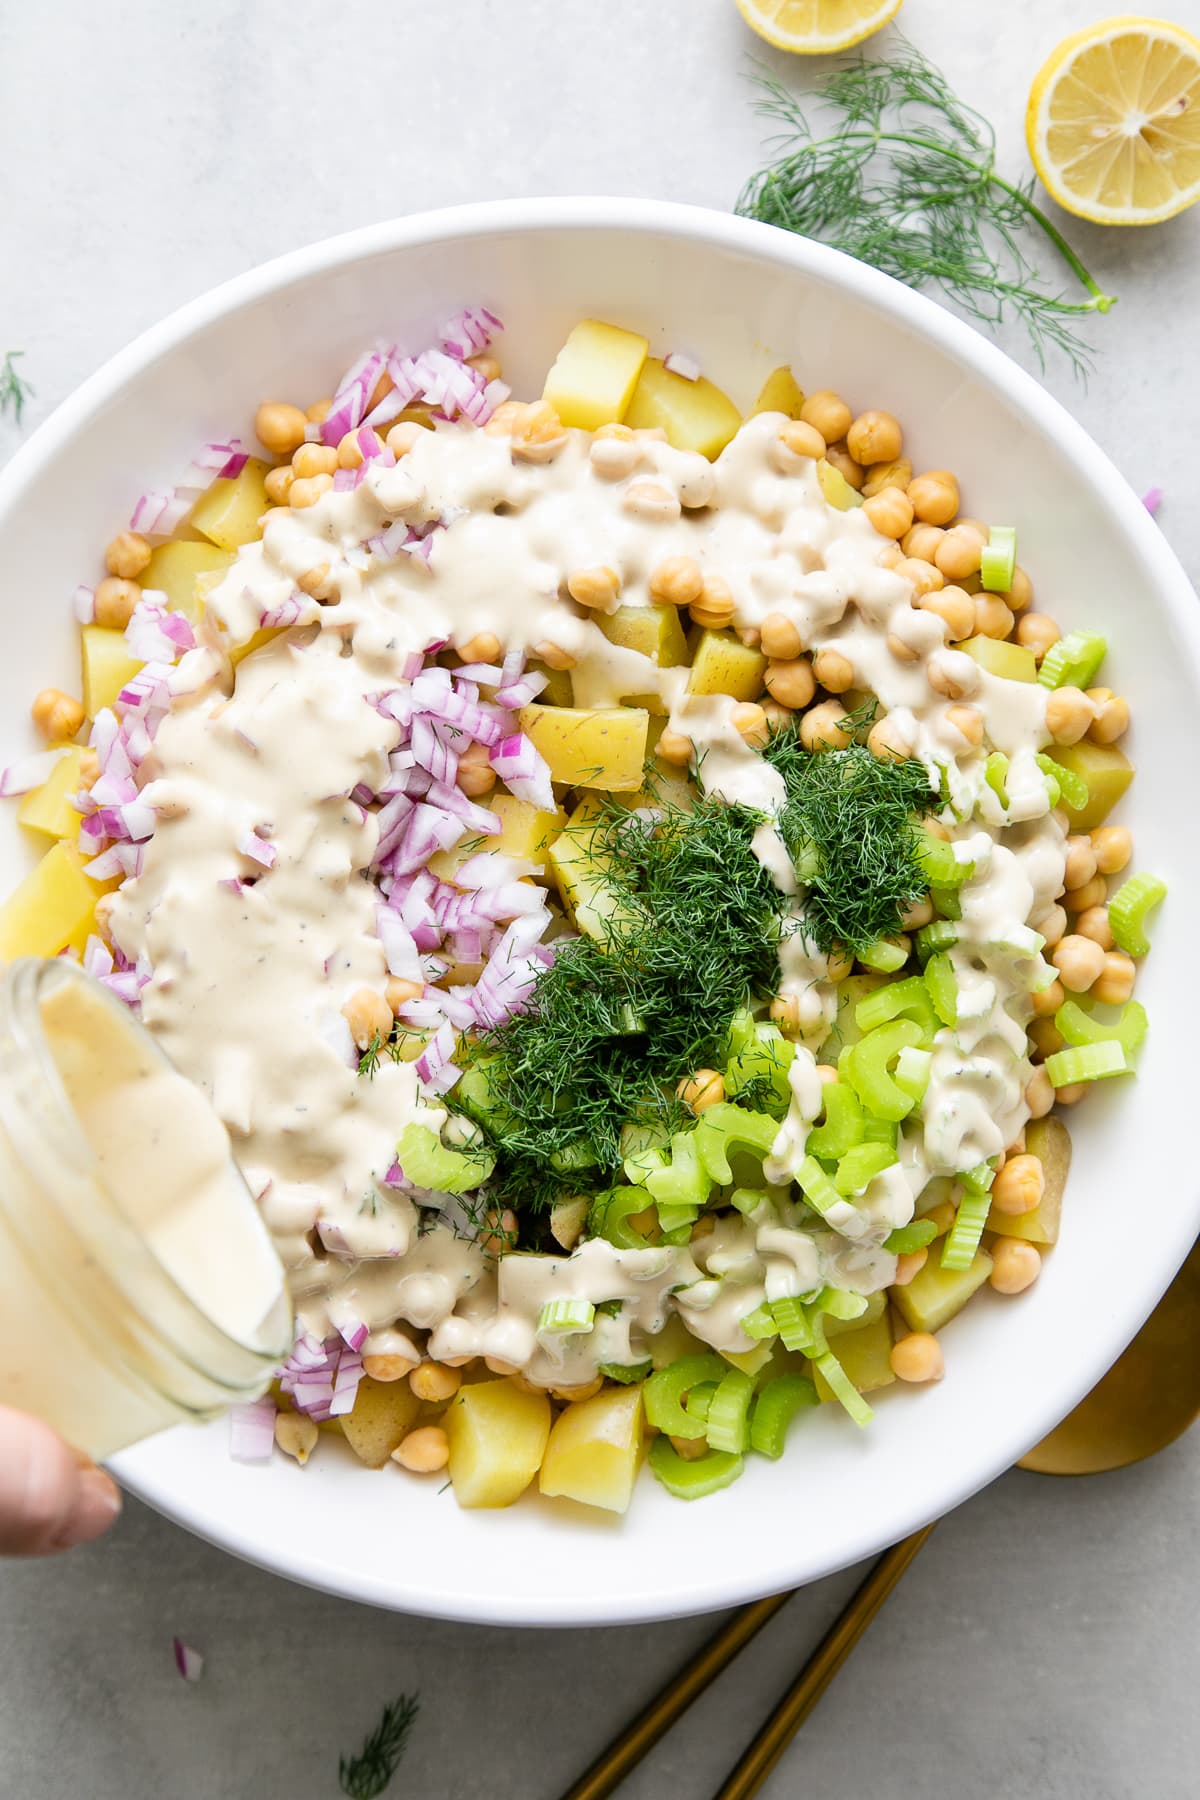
[339,1693,420,1800]
[0,352,32,425]
[736,42,1116,376]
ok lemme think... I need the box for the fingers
[0,1407,121,1555]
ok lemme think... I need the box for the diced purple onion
[664,350,702,381]
[229,1397,276,1463]
[173,1638,204,1683]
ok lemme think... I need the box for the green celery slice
[1044,1041,1130,1087]
[1108,872,1167,957]
[980,525,1016,593]
[647,1435,744,1500]
[1038,629,1106,692]
[643,1353,728,1439]
[750,1374,819,1458]
[705,1368,755,1454]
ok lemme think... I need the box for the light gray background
[2,1,1198,1796]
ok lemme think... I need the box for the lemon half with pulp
[734,0,903,55]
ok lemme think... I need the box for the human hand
[0,1407,122,1555]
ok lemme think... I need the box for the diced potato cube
[960,636,1038,683]
[894,1247,993,1334]
[1050,741,1133,831]
[491,794,565,872]
[542,319,649,431]
[720,1341,774,1377]
[624,359,742,460]
[338,1376,421,1468]
[0,841,106,961]
[445,1377,551,1508]
[549,800,638,943]
[814,1310,895,1399]
[187,458,272,550]
[538,1384,645,1513]
[687,630,767,701]
[817,460,864,511]
[18,747,85,840]
[751,366,805,418]
[596,605,689,668]
[142,540,237,622]
[81,626,142,719]
[518,703,648,792]
[529,660,574,708]
[229,625,284,669]
[987,1116,1069,1247]
[824,1288,887,1340]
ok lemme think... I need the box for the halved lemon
[734,0,903,55]
[1027,16,1200,224]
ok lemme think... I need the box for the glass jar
[0,958,291,1460]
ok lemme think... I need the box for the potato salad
[3,310,1164,1512]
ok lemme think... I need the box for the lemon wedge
[734,0,902,55]
[1026,15,1200,224]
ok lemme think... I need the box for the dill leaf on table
[0,352,33,425]
[736,41,1116,376]
[339,1692,421,1800]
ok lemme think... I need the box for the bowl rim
[4,195,1199,1625]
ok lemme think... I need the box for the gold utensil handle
[711,1525,936,1800]
[559,1589,793,1800]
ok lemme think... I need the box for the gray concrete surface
[1,1,1198,1795]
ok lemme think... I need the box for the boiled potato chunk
[823,1287,887,1340]
[18,747,85,840]
[815,1310,895,1399]
[988,1116,1069,1247]
[542,319,649,431]
[687,630,767,701]
[518,703,648,792]
[538,1384,645,1513]
[491,793,565,872]
[142,540,236,622]
[188,457,272,550]
[445,1377,552,1508]
[960,636,1037,683]
[0,841,104,961]
[894,1246,993,1334]
[529,660,574,708]
[229,625,284,670]
[1050,741,1133,831]
[751,366,805,418]
[624,359,742,460]
[596,605,689,669]
[817,460,863,511]
[338,1376,421,1469]
[720,1340,774,1377]
[81,626,142,719]
[549,800,638,942]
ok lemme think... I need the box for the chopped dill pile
[339,1692,420,1800]
[0,352,32,426]
[764,735,937,955]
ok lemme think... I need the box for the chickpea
[467,351,502,382]
[289,473,334,509]
[306,398,333,425]
[337,430,367,470]
[1008,565,1034,612]
[1091,827,1132,876]
[895,556,944,598]
[1063,835,1098,891]
[900,896,934,930]
[678,1069,725,1111]
[297,563,336,603]
[393,1426,450,1474]
[944,705,984,747]
[867,714,914,763]
[103,530,152,582]
[483,1357,519,1375]
[924,818,950,841]
[811,648,856,694]
[649,555,704,609]
[800,700,852,752]
[1025,1067,1055,1118]
[1093,951,1136,1007]
[919,586,976,643]
[800,390,852,442]
[826,945,855,982]
[861,456,912,498]
[1074,906,1113,951]
[386,421,425,458]
[669,1434,711,1462]
[656,729,693,767]
[765,657,816,710]
[255,401,308,456]
[934,524,985,581]
[975,595,1015,640]
[1064,878,1105,918]
[1056,1082,1089,1106]
[1052,933,1106,993]
[409,1362,462,1404]
[275,1412,319,1465]
[292,441,338,479]
[552,1377,606,1403]
[1045,686,1095,745]
[847,409,902,467]
[890,1332,944,1383]
[532,640,577,672]
[511,400,568,463]
[770,994,804,1036]
[1028,1018,1064,1061]
[362,1353,418,1382]
[761,699,793,731]
[989,1239,1041,1295]
[892,1248,929,1286]
[907,469,960,526]
[991,1154,1045,1217]
[264,465,295,505]
[1088,691,1130,744]
[78,749,100,787]
[863,487,914,540]
[1031,978,1065,1020]
[1014,610,1061,659]
[730,701,770,748]
[567,565,621,611]
[689,576,736,630]
[815,1063,839,1086]
[93,575,141,631]
[341,986,393,1050]
[623,479,681,523]
[900,523,946,564]
[775,420,826,463]
[458,631,502,663]
[31,687,85,742]
[757,612,802,660]
[385,976,424,1012]
[479,1209,518,1257]
[822,444,865,491]
[458,739,496,798]
[483,399,525,438]
[927,648,980,701]
[886,632,921,664]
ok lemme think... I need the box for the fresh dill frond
[736,41,1116,376]
[0,352,32,425]
[358,1030,387,1078]
[339,1693,420,1800]
[763,734,937,955]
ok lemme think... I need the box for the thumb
[0,1407,121,1555]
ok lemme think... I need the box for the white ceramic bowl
[2,199,1197,1626]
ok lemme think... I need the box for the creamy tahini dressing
[109,408,1065,1378]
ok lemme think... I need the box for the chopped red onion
[237,829,276,868]
[260,594,304,630]
[0,748,63,797]
[73,584,96,624]
[229,1397,276,1462]
[1142,487,1164,515]
[376,904,422,980]
[452,662,504,685]
[173,1638,205,1683]
[130,487,192,538]
[415,1019,460,1094]
[125,597,194,664]
[494,671,548,708]
[489,733,555,811]
[664,350,702,381]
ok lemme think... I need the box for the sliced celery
[1038,629,1106,692]
[835,1141,897,1195]
[811,1286,869,1324]
[643,1353,728,1439]
[740,1302,779,1341]
[884,1217,938,1254]
[750,1374,818,1459]
[940,1187,992,1271]
[683,1380,718,1424]
[914,830,973,889]
[924,952,958,1027]
[643,1130,712,1213]
[705,1368,755,1454]
[590,1185,655,1250]
[980,525,1016,593]
[930,885,962,921]
[855,975,939,1036]
[394,1122,494,1194]
[1055,998,1148,1057]
[985,751,1010,809]
[1108,873,1167,958]
[806,1081,867,1159]
[647,1435,744,1500]
[1036,753,1088,812]
[894,1046,931,1106]
[1044,1041,1130,1087]
[724,1009,796,1114]
[859,937,910,973]
[845,1018,924,1121]
[695,1103,780,1183]
[598,1360,652,1384]
[538,1298,595,1335]
[915,920,958,963]
[860,1114,899,1151]
[796,1154,845,1219]
[770,1296,817,1354]
[812,1346,874,1427]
